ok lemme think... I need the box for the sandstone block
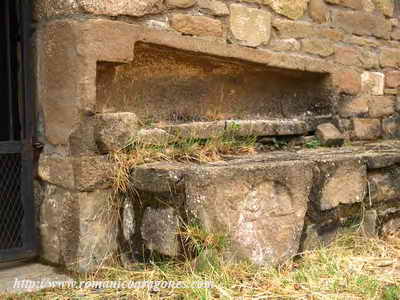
[316,123,344,147]
[380,48,400,68]
[382,116,400,138]
[331,69,361,95]
[79,0,165,16]
[198,0,229,15]
[302,38,335,57]
[309,0,330,23]
[385,71,400,88]
[170,14,223,37]
[368,96,394,118]
[38,155,113,191]
[368,165,400,202]
[312,159,367,210]
[39,185,117,272]
[361,72,384,95]
[141,207,180,257]
[391,27,400,40]
[229,4,271,47]
[373,0,394,17]
[352,118,381,140]
[166,0,197,8]
[335,46,359,66]
[185,160,314,266]
[326,0,363,9]
[272,19,316,38]
[94,112,139,153]
[332,10,391,39]
[265,0,309,20]
[269,38,300,52]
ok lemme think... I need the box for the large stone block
[230,4,271,47]
[198,0,229,16]
[302,38,335,57]
[331,69,361,95]
[338,96,369,118]
[332,10,391,39]
[361,72,384,96]
[368,96,394,118]
[311,159,367,211]
[243,0,309,19]
[141,207,180,257]
[185,160,314,265]
[383,116,400,138]
[166,0,196,8]
[94,112,139,153]
[79,0,165,16]
[352,118,381,140]
[39,185,117,272]
[368,165,400,202]
[38,154,113,191]
[385,71,400,88]
[380,48,400,68]
[170,14,223,37]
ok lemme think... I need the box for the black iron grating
[0,153,23,250]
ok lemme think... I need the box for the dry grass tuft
[4,229,400,299]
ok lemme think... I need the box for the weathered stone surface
[319,28,345,42]
[391,27,400,40]
[242,0,309,19]
[380,48,400,68]
[33,0,80,19]
[38,155,113,191]
[136,128,172,145]
[385,71,400,88]
[309,0,330,23]
[166,0,196,8]
[185,160,314,266]
[312,159,367,210]
[368,96,394,118]
[361,72,384,95]
[141,207,180,257]
[373,0,394,16]
[332,10,391,39]
[302,39,334,57]
[273,19,316,38]
[269,38,300,52]
[335,46,359,66]
[383,116,400,138]
[170,14,223,37]
[79,0,165,16]
[331,69,361,95]
[316,123,344,147]
[198,0,229,15]
[94,112,139,153]
[230,4,271,47]
[352,118,381,140]
[361,210,378,237]
[326,0,363,9]
[338,97,369,117]
[368,165,400,202]
[39,184,117,272]
[161,119,308,139]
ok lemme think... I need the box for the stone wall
[32,0,400,271]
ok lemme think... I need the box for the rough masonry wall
[32,0,400,271]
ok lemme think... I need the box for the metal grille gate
[0,0,36,262]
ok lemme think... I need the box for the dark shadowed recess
[96,43,332,124]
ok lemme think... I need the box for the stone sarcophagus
[33,0,400,271]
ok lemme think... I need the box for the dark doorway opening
[0,0,36,262]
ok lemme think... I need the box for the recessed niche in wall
[96,43,332,124]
